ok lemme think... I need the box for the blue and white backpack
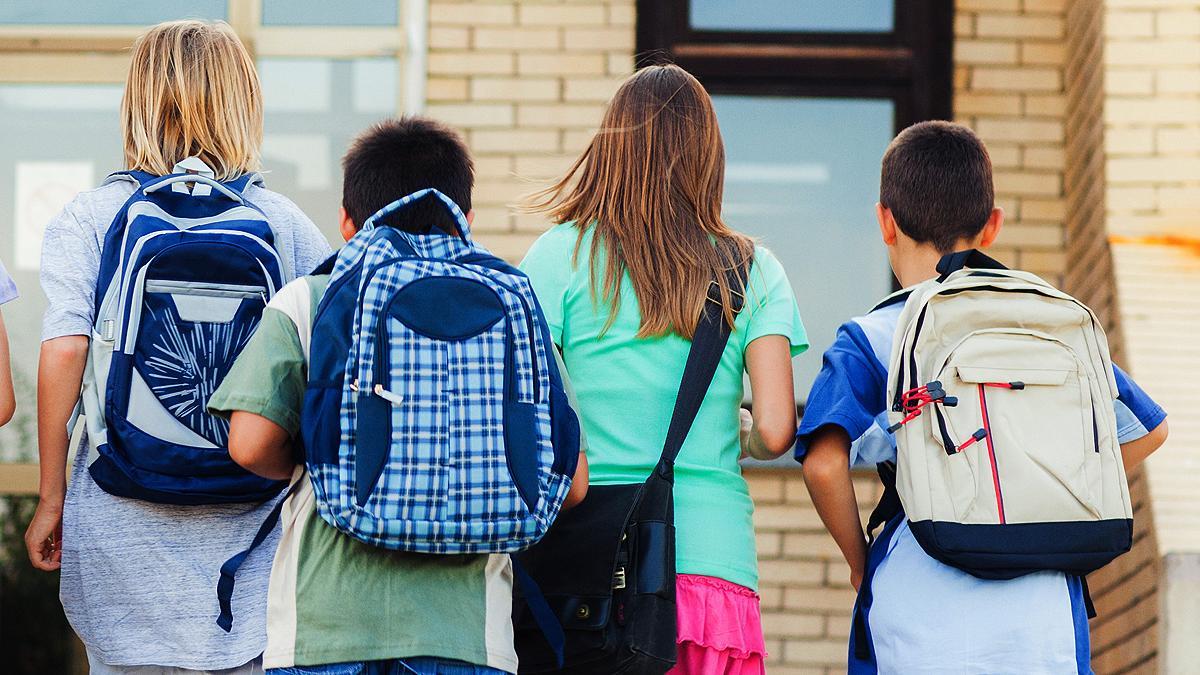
[301,188,580,553]
[80,163,289,505]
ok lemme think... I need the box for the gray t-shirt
[43,178,332,669]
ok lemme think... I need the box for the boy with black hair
[209,116,586,675]
[797,120,1168,674]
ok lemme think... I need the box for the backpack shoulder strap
[103,170,157,188]
[225,172,264,193]
[935,248,1007,282]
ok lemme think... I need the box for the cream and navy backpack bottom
[879,250,1132,581]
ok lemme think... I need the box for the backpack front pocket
[937,331,1101,525]
[131,279,268,446]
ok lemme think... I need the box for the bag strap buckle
[612,567,627,590]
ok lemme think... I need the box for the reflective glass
[712,95,895,402]
[259,57,399,240]
[0,83,123,458]
[690,0,894,33]
[0,1,225,25]
[262,0,399,26]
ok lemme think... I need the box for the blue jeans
[268,658,510,675]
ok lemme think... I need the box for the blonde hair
[122,20,262,181]
[527,65,753,338]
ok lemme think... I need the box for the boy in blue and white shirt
[797,121,1169,674]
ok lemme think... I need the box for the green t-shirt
[208,276,518,672]
[519,223,808,590]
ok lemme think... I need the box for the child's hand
[25,497,64,571]
[738,407,753,459]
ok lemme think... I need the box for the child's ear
[977,207,1004,249]
[876,203,898,246]
[338,206,357,243]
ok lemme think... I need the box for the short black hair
[879,120,994,253]
[341,116,474,234]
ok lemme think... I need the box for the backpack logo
[81,169,289,505]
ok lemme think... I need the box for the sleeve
[0,258,19,305]
[794,321,889,464]
[1112,364,1167,444]
[743,247,808,356]
[208,303,308,436]
[40,197,101,341]
[291,219,334,278]
[519,228,572,346]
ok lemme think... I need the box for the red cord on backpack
[887,381,957,433]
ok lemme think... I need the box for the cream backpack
[884,250,1132,580]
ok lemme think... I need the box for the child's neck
[893,244,949,288]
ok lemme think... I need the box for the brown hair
[880,120,995,253]
[527,64,753,338]
[122,20,262,181]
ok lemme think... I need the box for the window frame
[635,0,954,129]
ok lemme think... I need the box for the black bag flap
[516,482,641,598]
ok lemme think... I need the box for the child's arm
[227,411,295,481]
[1111,365,1169,472]
[1120,419,1167,472]
[564,453,588,510]
[742,335,798,460]
[803,425,868,590]
[25,335,89,571]
[0,312,15,426]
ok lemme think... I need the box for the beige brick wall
[748,470,885,673]
[954,0,1071,283]
[1101,1,1200,672]
[426,0,633,262]
[1063,2,1164,674]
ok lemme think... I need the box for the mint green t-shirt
[520,223,807,590]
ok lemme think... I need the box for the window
[0,2,417,469]
[0,1,227,25]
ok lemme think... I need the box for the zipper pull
[955,428,988,453]
[373,383,404,406]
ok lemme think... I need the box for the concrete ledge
[0,462,39,495]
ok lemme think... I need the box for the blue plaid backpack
[300,188,580,552]
[81,166,288,505]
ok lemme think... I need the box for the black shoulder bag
[514,265,747,674]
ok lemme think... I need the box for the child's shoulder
[243,183,311,225]
[833,288,912,368]
[531,221,584,252]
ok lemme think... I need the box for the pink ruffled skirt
[667,574,768,675]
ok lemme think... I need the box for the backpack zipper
[978,384,1007,524]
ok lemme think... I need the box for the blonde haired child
[25,20,329,673]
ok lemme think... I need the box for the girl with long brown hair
[25,20,330,673]
[520,64,807,674]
